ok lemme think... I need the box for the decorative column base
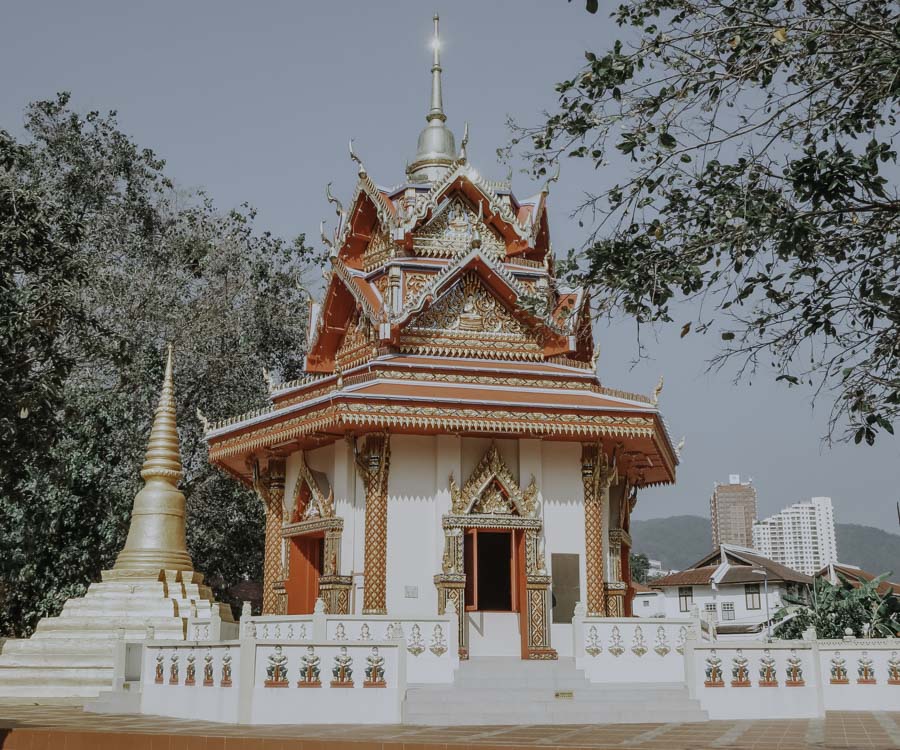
[604,582,627,617]
[318,575,353,614]
[524,575,557,660]
[435,574,466,659]
[272,580,287,615]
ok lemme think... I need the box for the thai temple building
[3,16,896,730]
[204,14,677,662]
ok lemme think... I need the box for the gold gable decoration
[413,196,506,259]
[291,452,335,522]
[335,310,377,370]
[402,272,544,360]
[449,443,539,517]
[362,229,394,272]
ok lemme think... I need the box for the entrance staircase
[403,657,707,725]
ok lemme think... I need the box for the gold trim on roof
[208,402,659,459]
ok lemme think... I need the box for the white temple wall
[386,435,439,616]
[434,435,461,572]
[331,439,358,596]
[539,440,585,658]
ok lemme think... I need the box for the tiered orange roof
[204,19,678,492]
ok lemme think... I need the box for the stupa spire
[140,345,183,483]
[112,344,194,576]
[407,13,456,182]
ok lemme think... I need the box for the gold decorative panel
[354,434,391,614]
[581,444,614,617]
[413,196,506,259]
[362,230,394,272]
[402,272,543,360]
[335,311,376,370]
[254,458,286,616]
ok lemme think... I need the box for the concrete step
[406,688,695,705]
[402,658,707,726]
[1,638,116,656]
[403,709,707,725]
[33,616,186,639]
[0,652,115,669]
[0,665,112,683]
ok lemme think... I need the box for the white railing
[573,611,702,683]
[185,608,240,642]
[241,605,458,684]
[687,638,900,719]
[139,637,405,725]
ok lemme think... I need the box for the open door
[462,527,529,658]
[286,533,324,614]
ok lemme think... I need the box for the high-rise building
[710,475,757,548]
[752,496,838,575]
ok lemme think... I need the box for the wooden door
[286,534,323,614]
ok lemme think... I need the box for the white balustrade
[141,642,241,723]
[241,610,458,684]
[137,636,405,724]
[574,615,699,683]
[687,640,900,719]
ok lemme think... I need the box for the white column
[332,439,359,611]
[434,435,461,570]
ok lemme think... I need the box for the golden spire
[428,13,445,122]
[140,345,183,483]
[407,13,456,182]
[111,344,194,577]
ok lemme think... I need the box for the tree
[0,94,319,636]
[630,552,651,583]
[517,0,900,442]
[774,572,900,638]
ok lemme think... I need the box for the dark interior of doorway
[475,531,512,611]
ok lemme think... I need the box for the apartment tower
[752,496,838,575]
[710,475,757,547]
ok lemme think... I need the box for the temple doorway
[286,533,323,614]
[464,528,526,657]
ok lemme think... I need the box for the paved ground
[0,701,898,749]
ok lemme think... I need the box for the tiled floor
[0,701,898,749]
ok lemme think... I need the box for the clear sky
[3,1,897,531]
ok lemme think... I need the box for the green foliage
[0,94,319,636]
[774,572,900,639]
[629,552,651,583]
[516,0,900,442]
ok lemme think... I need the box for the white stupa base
[0,569,233,698]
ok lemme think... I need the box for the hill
[835,524,900,578]
[631,515,900,577]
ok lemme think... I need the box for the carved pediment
[362,229,394,272]
[449,443,539,518]
[335,310,376,370]
[401,271,543,359]
[413,195,506,259]
[290,452,335,522]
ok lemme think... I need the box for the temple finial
[429,13,445,123]
[407,14,456,181]
[140,344,183,483]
